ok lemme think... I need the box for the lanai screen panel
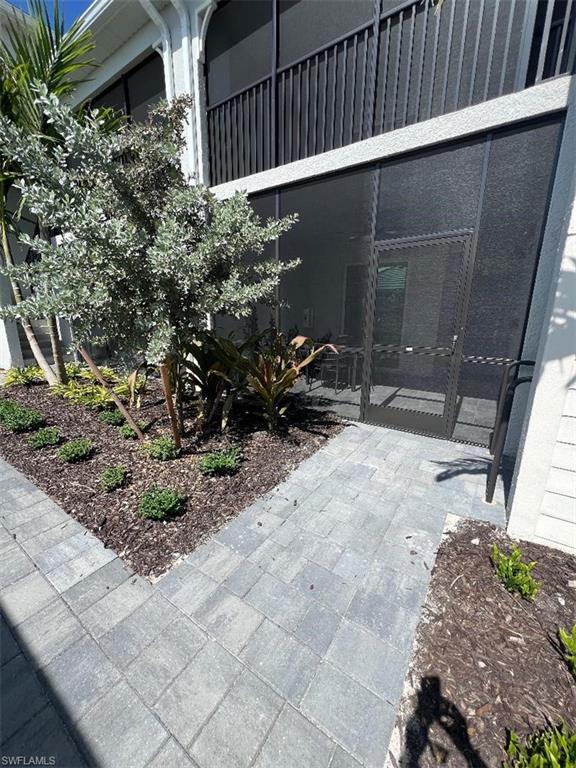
[205,0,272,107]
[454,114,564,443]
[278,168,373,420]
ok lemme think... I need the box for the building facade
[2,0,575,553]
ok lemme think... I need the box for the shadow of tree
[401,676,489,768]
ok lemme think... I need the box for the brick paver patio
[0,423,506,768]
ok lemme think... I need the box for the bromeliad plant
[244,333,337,430]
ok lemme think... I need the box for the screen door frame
[360,230,476,438]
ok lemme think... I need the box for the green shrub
[143,436,179,461]
[3,366,44,387]
[27,427,61,449]
[0,400,45,432]
[50,380,113,410]
[99,465,127,492]
[491,543,540,601]
[138,487,186,520]
[77,365,118,384]
[198,446,242,476]
[118,421,146,440]
[64,361,84,379]
[58,438,94,463]
[505,723,576,767]
[559,625,576,679]
[98,409,125,427]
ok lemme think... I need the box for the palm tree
[0,0,95,384]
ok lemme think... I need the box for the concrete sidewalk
[0,424,506,768]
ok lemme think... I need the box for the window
[90,53,165,123]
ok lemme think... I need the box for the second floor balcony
[205,0,576,186]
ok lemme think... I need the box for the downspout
[170,0,199,179]
[139,0,175,100]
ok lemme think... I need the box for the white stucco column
[0,273,23,369]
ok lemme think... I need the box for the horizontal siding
[547,467,576,497]
[541,491,576,523]
[535,514,576,552]
[564,388,576,418]
[557,415,576,445]
[552,441,576,471]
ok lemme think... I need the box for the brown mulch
[392,519,576,767]
[0,381,342,578]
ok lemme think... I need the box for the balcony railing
[207,0,576,186]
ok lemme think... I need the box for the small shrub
[505,723,576,767]
[99,465,127,492]
[98,410,125,427]
[77,365,118,384]
[559,625,576,679]
[198,446,242,476]
[27,427,61,449]
[491,542,540,601]
[3,366,44,387]
[50,380,113,410]
[143,436,179,461]
[0,400,45,432]
[118,421,146,440]
[64,361,84,379]
[138,487,186,520]
[58,438,94,463]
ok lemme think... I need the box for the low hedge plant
[138,487,186,520]
[58,438,94,463]
[99,465,127,492]
[0,399,45,432]
[198,446,242,477]
[142,436,179,461]
[27,427,62,449]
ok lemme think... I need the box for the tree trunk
[47,315,68,384]
[159,362,182,449]
[0,188,57,384]
[79,347,145,441]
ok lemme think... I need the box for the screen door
[364,233,474,437]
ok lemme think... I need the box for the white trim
[170,0,197,177]
[211,76,572,198]
[139,0,175,100]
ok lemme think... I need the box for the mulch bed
[0,381,342,578]
[391,519,576,767]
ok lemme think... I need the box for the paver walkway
[0,424,506,768]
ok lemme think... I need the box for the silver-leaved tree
[0,90,298,441]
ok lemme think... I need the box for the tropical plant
[505,723,576,767]
[3,365,44,386]
[0,399,44,431]
[27,426,61,448]
[57,437,94,462]
[142,436,179,461]
[198,446,242,476]
[0,0,96,384]
[244,333,336,430]
[181,331,263,430]
[559,625,576,679]
[491,542,540,601]
[0,93,298,442]
[138,487,186,520]
[99,465,127,492]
